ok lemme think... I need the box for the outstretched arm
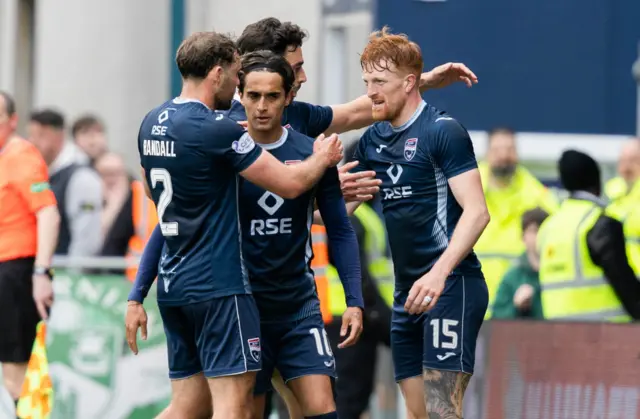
[325,63,478,135]
[240,133,343,199]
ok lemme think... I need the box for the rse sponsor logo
[257,191,284,215]
[151,125,168,136]
[158,110,169,124]
[232,134,256,154]
[387,164,403,184]
[383,163,412,200]
[382,186,412,200]
[250,219,292,236]
[251,191,292,235]
[248,337,261,362]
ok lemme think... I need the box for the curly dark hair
[237,17,307,56]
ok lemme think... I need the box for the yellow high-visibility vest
[607,180,640,275]
[620,208,640,275]
[604,176,629,202]
[352,204,394,306]
[476,162,559,318]
[538,195,630,322]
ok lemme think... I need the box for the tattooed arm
[423,369,471,419]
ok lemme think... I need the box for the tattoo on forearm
[423,368,471,419]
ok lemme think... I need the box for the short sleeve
[13,149,57,213]
[202,115,262,173]
[430,118,477,179]
[289,101,334,138]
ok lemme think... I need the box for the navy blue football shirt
[353,100,483,290]
[227,99,333,138]
[238,127,346,321]
[138,98,262,306]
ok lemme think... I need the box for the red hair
[360,26,423,77]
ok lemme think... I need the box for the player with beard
[348,27,490,419]
[131,32,343,419]
[130,50,363,419]
[232,18,479,208]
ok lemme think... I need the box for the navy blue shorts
[254,312,336,395]
[159,294,262,379]
[391,275,488,381]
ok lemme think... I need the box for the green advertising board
[0,273,170,419]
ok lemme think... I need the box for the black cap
[558,149,601,194]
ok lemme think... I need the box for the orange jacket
[126,181,158,281]
[311,224,332,324]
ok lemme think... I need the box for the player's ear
[404,74,417,93]
[209,66,224,85]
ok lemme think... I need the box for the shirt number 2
[150,168,179,236]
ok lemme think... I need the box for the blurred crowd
[478,128,640,322]
[18,108,157,280]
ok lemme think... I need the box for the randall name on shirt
[142,139,176,157]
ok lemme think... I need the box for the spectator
[95,152,134,261]
[28,109,103,258]
[94,152,158,277]
[538,150,640,321]
[475,127,558,318]
[71,114,108,167]
[0,91,59,410]
[607,138,640,274]
[604,138,640,202]
[492,208,549,319]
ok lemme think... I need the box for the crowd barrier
[2,271,639,418]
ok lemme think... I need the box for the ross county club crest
[404,138,418,161]
[248,337,261,363]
